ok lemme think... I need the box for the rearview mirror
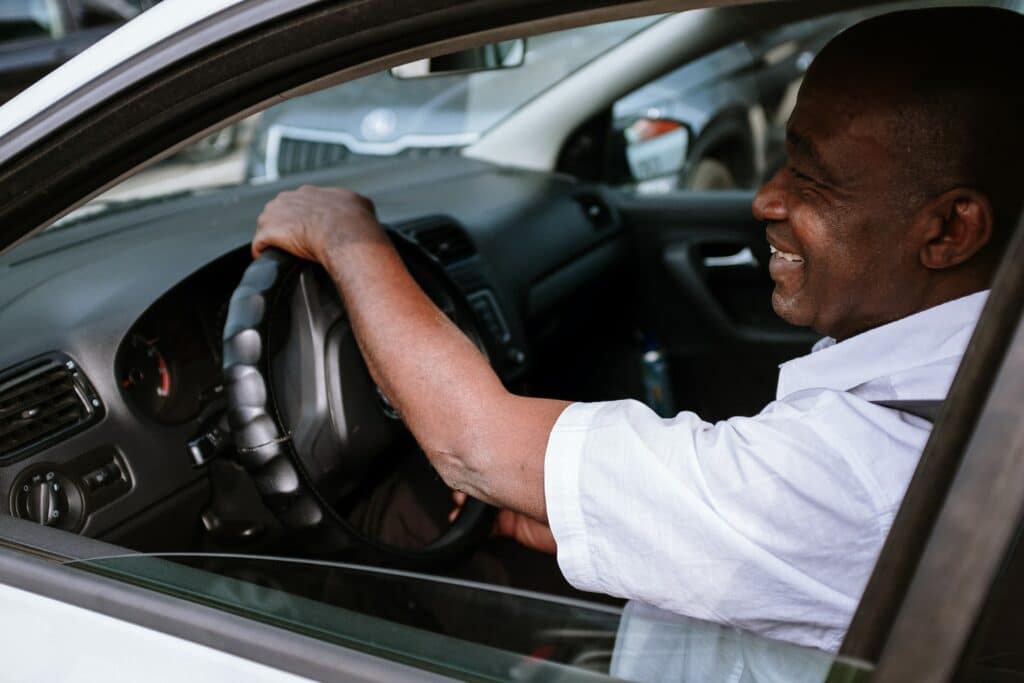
[391,40,526,78]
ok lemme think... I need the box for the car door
[611,190,813,420]
[0,1,1022,681]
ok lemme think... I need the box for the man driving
[250,7,1023,655]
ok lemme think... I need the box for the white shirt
[544,290,988,654]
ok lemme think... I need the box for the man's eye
[788,165,826,201]
[789,166,813,182]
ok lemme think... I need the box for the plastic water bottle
[641,337,675,418]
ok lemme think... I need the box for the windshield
[66,553,871,682]
[250,15,662,182]
[49,15,660,227]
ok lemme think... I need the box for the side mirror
[391,40,526,79]
[620,118,690,183]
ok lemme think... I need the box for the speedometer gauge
[120,334,174,417]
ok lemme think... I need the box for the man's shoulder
[759,386,933,422]
[747,388,934,452]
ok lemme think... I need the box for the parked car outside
[0,0,156,105]
[0,0,249,165]
[244,17,662,182]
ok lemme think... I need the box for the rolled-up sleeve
[544,395,915,651]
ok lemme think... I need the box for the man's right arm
[253,185,570,523]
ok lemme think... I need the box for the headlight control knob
[11,469,84,531]
[25,476,66,526]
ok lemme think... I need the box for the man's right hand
[450,492,557,555]
[253,185,387,264]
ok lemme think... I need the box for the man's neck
[827,277,991,343]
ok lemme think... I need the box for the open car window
[66,553,871,682]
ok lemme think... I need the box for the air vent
[468,290,511,344]
[0,355,102,463]
[412,223,477,266]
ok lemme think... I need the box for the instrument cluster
[114,250,251,424]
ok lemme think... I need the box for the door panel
[615,190,817,421]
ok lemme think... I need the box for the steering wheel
[221,231,494,565]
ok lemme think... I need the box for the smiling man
[251,7,1023,654]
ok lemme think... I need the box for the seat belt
[870,399,943,423]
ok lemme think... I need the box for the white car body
[0,583,310,682]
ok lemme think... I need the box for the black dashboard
[0,156,626,544]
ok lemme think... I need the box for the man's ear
[917,188,993,270]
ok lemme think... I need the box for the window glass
[67,554,871,682]
[609,10,880,194]
[607,1,1024,194]
[46,14,661,227]
[247,15,662,182]
[32,1,1024,228]
[77,0,146,29]
[0,0,59,42]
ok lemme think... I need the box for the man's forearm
[319,233,567,522]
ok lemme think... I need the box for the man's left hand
[450,492,557,555]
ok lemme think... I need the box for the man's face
[752,77,922,341]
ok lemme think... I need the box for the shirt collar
[776,290,990,400]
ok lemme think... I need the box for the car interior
[0,0,1018,677]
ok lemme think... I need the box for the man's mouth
[769,245,804,263]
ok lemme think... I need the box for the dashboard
[0,156,625,544]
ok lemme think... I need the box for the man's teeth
[769,245,804,263]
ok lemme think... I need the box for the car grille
[274,136,463,177]
[0,355,102,462]
[276,138,352,176]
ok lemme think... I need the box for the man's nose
[752,168,787,222]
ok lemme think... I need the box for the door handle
[702,246,759,269]
[664,244,816,345]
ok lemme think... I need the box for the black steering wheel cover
[222,249,323,525]
[223,235,494,564]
